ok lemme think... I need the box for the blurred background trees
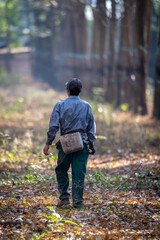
[0,0,22,71]
[0,0,160,119]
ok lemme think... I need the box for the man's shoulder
[56,98,67,105]
[76,97,88,104]
[80,99,91,107]
[52,99,66,110]
[56,97,91,108]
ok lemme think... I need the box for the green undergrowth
[86,168,160,192]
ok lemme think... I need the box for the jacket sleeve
[46,103,60,145]
[86,105,96,143]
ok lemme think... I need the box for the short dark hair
[65,78,82,91]
[70,87,81,96]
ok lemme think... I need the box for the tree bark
[5,0,12,73]
[133,0,148,115]
[153,34,160,120]
[92,0,107,88]
[106,0,117,104]
[32,2,55,86]
[70,0,87,76]
[116,0,134,107]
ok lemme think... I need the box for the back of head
[65,78,82,96]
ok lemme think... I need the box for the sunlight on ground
[0,82,160,239]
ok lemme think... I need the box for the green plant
[33,233,46,239]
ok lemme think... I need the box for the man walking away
[43,78,96,208]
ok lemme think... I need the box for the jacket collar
[68,96,80,99]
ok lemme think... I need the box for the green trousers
[55,143,89,205]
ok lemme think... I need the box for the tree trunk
[92,0,107,88]
[106,0,117,104]
[70,0,87,76]
[32,2,55,86]
[5,0,12,73]
[133,0,148,115]
[116,0,134,108]
[70,0,86,54]
[153,31,160,119]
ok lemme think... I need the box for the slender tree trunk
[70,0,87,76]
[32,3,55,86]
[70,0,86,53]
[5,0,12,73]
[107,0,117,103]
[133,0,148,115]
[118,0,133,107]
[92,0,107,88]
[153,32,160,119]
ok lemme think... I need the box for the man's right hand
[43,144,50,155]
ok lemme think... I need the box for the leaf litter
[0,83,160,239]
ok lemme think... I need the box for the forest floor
[0,80,160,240]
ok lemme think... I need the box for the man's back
[52,96,92,139]
[43,78,96,208]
